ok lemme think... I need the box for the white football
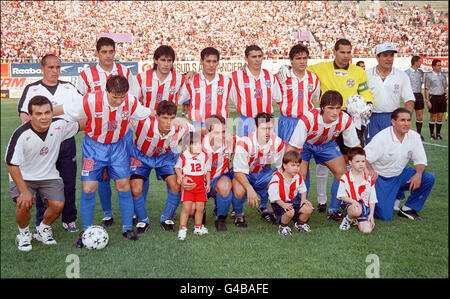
[346,94,372,119]
[82,225,109,250]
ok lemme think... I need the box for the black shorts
[429,94,447,114]
[414,93,424,110]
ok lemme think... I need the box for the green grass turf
[1,98,448,278]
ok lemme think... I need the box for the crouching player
[337,147,377,233]
[268,150,313,236]
[176,132,211,240]
[128,100,193,233]
[203,115,237,231]
[232,112,286,226]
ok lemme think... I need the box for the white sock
[18,225,30,233]
[316,164,329,204]
[38,222,51,231]
[401,205,412,211]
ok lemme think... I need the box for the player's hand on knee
[17,191,34,210]
[247,189,259,208]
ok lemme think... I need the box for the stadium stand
[0,1,447,63]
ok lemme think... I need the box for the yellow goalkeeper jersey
[307,61,373,108]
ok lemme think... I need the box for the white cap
[375,43,398,55]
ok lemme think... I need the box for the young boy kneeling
[337,147,377,233]
[268,150,313,236]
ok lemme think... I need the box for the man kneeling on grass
[267,150,313,236]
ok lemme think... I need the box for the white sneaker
[178,227,187,240]
[294,222,312,232]
[33,226,57,244]
[193,225,208,235]
[339,216,353,231]
[16,230,32,251]
[278,225,292,236]
[393,199,401,211]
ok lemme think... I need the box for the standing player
[180,47,232,134]
[135,45,186,113]
[306,38,374,213]
[203,115,236,231]
[17,54,81,232]
[229,45,282,137]
[275,44,321,208]
[425,59,448,140]
[286,90,361,221]
[128,100,193,233]
[77,37,140,227]
[232,113,286,226]
[55,75,151,245]
[405,56,425,140]
[6,96,80,251]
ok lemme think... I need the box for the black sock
[416,120,423,134]
[436,122,442,136]
[429,122,435,135]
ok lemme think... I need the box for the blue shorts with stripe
[277,115,300,143]
[344,201,371,222]
[80,135,131,181]
[129,143,178,181]
[300,140,342,165]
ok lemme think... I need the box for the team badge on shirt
[40,146,49,156]
[217,86,224,95]
[346,79,355,87]
[168,86,176,94]
[121,110,130,120]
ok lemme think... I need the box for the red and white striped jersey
[229,66,282,117]
[276,69,320,118]
[337,170,377,206]
[180,72,232,123]
[289,108,360,149]
[175,150,211,176]
[135,69,186,110]
[64,91,150,144]
[268,170,307,203]
[202,133,236,179]
[77,63,140,97]
[233,132,286,174]
[130,116,193,157]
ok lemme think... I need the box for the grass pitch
[1,98,448,279]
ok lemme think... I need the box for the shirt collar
[200,72,219,85]
[333,61,349,70]
[289,68,308,81]
[244,65,263,79]
[97,63,117,75]
[389,126,408,144]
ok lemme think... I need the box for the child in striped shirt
[337,147,377,233]
[268,150,313,236]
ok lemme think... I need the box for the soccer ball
[346,95,369,118]
[82,225,109,250]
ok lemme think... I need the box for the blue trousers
[374,167,435,221]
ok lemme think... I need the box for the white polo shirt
[366,67,415,113]
[5,118,79,181]
[364,126,427,178]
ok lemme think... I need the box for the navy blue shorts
[344,201,370,222]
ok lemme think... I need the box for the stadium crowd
[1,1,448,63]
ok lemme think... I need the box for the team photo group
[6,30,446,252]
